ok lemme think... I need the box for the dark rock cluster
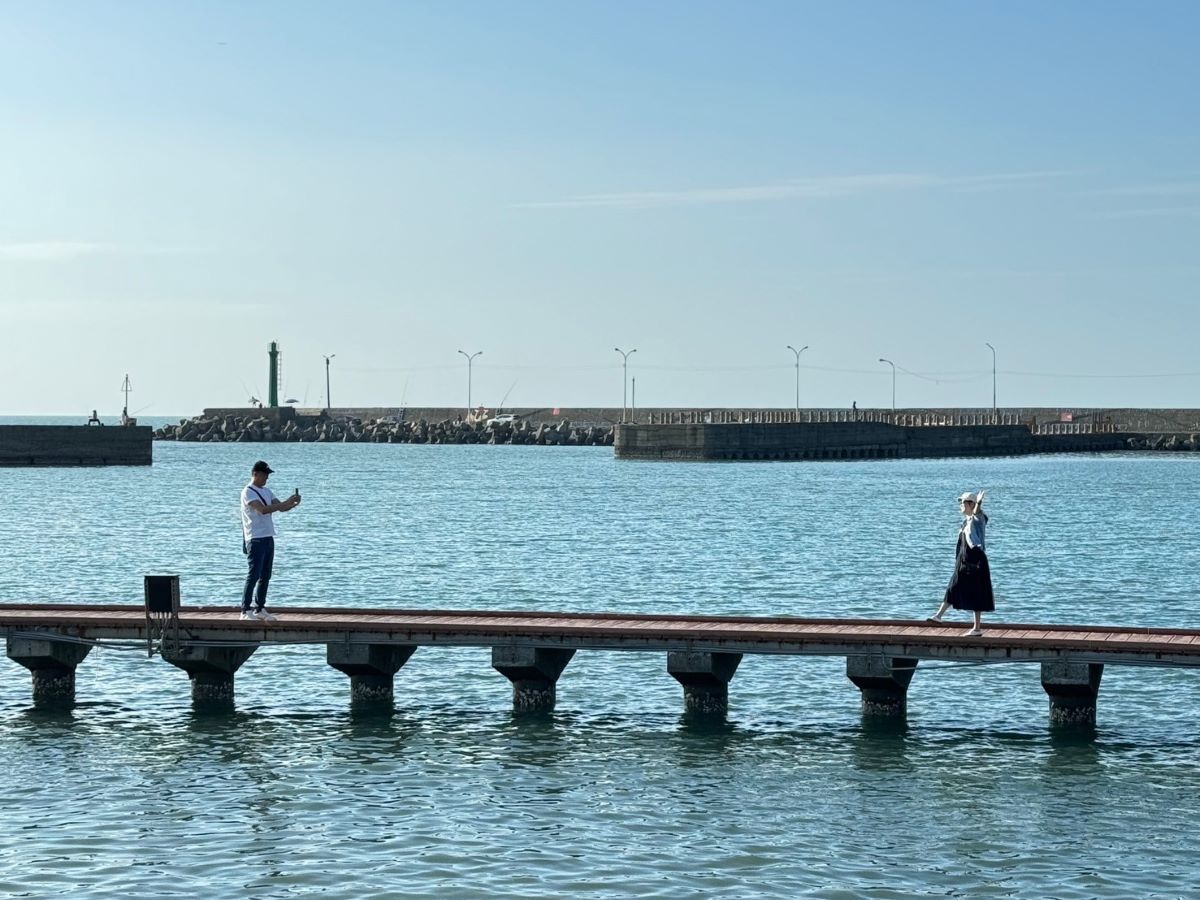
[154,414,615,446]
[1124,434,1200,451]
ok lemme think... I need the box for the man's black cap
[252,460,274,474]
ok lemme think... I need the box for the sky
[2,0,1199,415]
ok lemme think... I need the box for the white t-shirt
[241,483,278,542]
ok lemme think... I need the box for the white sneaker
[240,609,260,621]
[964,626,983,637]
[257,608,278,622]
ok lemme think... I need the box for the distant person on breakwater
[927,491,994,636]
[240,460,301,622]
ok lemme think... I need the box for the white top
[241,483,278,542]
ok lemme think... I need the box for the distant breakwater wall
[612,422,1192,462]
[202,406,1200,433]
[0,425,153,467]
[155,411,614,446]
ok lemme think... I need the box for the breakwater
[613,421,1163,461]
[0,425,152,466]
[155,410,615,446]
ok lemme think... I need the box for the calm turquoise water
[3,439,1200,897]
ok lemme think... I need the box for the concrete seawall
[614,422,1129,461]
[0,426,153,466]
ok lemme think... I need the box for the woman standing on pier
[928,491,994,635]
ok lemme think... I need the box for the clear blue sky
[2,1,1198,414]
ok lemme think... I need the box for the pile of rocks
[1124,434,1200,451]
[154,414,615,446]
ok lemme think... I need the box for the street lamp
[323,354,335,411]
[786,344,808,418]
[614,347,637,423]
[878,357,896,412]
[457,350,482,415]
[985,342,997,422]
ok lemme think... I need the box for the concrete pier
[327,643,416,704]
[667,651,743,715]
[846,656,919,718]
[1041,660,1104,726]
[163,645,257,705]
[6,636,92,707]
[491,647,575,711]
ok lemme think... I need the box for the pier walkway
[4,604,1199,725]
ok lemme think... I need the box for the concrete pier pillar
[667,651,742,715]
[327,643,417,704]
[1041,661,1104,726]
[491,647,575,712]
[6,636,92,708]
[163,645,257,705]
[846,656,918,717]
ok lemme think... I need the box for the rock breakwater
[1124,433,1200,451]
[154,413,615,446]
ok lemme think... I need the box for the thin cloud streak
[517,170,1073,210]
[1098,206,1200,219]
[0,241,112,261]
[1095,181,1200,197]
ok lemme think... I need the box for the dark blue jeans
[243,537,275,610]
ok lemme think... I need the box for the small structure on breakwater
[3,601,1196,729]
[0,425,153,466]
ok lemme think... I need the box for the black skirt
[944,534,995,612]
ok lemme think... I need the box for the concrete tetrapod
[327,643,417,705]
[667,651,743,715]
[6,636,92,708]
[846,656,919,718]
[491,647,575,712]
[1041,660,1104,727]
[163,645,258,706]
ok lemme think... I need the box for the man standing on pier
[240,460,301,621]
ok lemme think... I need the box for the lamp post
[614,347,637,423]
[878,357,896,412]
[786,344,808,419]
[457,350,482,415]
[323,354,335,411]
[985,342,997,422]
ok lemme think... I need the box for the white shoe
[240,609,260,621]
[964,626,982,637]
[257,607,278,622]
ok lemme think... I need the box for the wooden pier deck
[3,604,1198,723]
[2,604,1199,664]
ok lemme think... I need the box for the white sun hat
[958,492,977,502]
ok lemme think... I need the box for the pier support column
[846,656,918,717]
[163,645,257,706]
[1041,661,1103,727]
[668,651,742,716]
[6,637,92,708]
[327,643,417,705]
[491,647,575,712]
